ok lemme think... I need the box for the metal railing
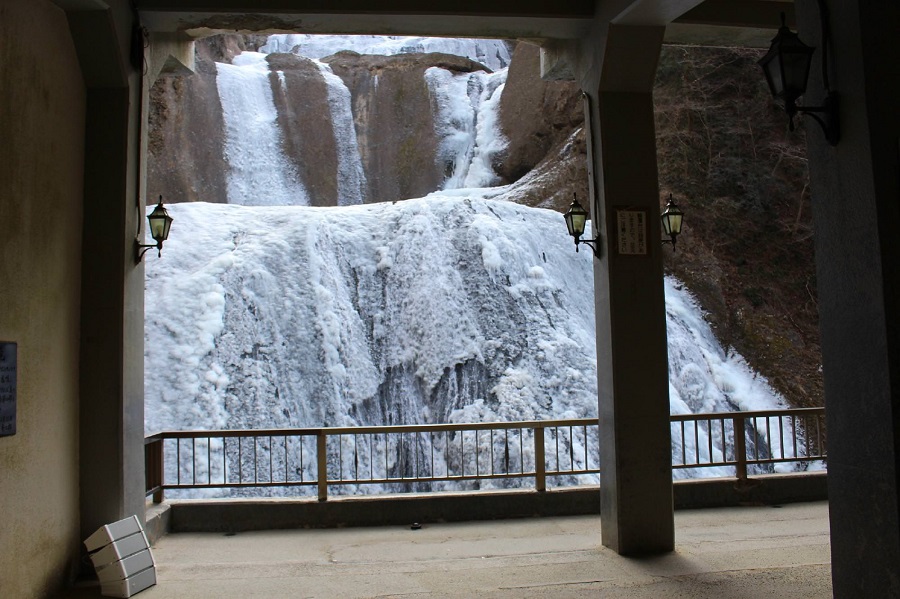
[671,407,826,484]
[145,408,825,502]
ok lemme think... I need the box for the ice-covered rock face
[261,35,512,71]
[145,196,787,437]
[144,196,598,434]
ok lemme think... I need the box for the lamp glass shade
[661,198,684,237]
[564,198,588,239]
[147,202,173,243]
[758,24,814,103]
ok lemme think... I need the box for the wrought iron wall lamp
[563,194,601,258]
[758,2,840,145]
[135,196,173,262]
[660,194,684,251]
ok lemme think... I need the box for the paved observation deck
[58,501,830,598]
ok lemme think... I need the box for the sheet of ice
[313,59,367,205]
[216,52,310,205]
[145,195,596,435]
[261,35,512,70]
[425,67,508,189]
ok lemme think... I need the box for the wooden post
[317,432,328,502]
[534,426,546,492]
[145,439,164,503]
[734,415,748,485]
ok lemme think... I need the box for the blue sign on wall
[0,342,16,437]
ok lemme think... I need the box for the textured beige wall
[0,0,86,596]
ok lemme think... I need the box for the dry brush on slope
[655,45,821,408]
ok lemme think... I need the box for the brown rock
[325,51,488,204]
[496,42,587,211]
[267,53,339,207]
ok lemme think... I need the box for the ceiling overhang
[132,0,792,46]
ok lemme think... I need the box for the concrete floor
[60,501,831,598]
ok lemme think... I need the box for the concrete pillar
[68,3,147,540]
[796,0,900,595]
[582,24,674,555]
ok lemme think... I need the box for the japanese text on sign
[616,209,648,255]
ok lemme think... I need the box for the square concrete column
[796,0,900,595]
[69,4,148,540]
[582,25,674,554]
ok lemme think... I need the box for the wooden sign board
[616,209,648,256]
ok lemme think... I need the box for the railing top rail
[145,408,826,443]
[145,418,601,442]
[669,407,825,422]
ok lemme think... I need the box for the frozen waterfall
[426,67,508,190]
[313,59,367,206]
[215,36,510,206]
[216,53,311,206]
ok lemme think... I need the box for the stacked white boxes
[84,515,157,597]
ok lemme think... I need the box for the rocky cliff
[146,35,819,410]
[148,36,584,207]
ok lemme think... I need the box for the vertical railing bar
[720,419,726,463]
[806,417,821,454]
[339,434,344,481]
[177,439,182,485]
[792,415,799,457]
[582,425,588,471]
[681,420,687,465]
[356,433,361,481]
[283,436,288,483]
[475,430,479,477]
[519,428,525,474]
[415,432,420,479]
[460,430,465,477]
[253,436,258,484]
[504,429,509,474]
[490,429,495,475]
[444,431,449,478]
[553,426,559,472]
[569,426,574,471]
[238,437,243,483]
[778,416,785,459]
[269,436,274,483]
[299,435,305,483]
[816,414,823,456]
[765,417,773,461]
[693,420,700,465]
[192,438,196,485]
[370,433,374,481]
[206,437,211,485]
[807,415,813,457]
[222,437,227,485]
[430,431,434,480]
[387,433,391,479]
[707,419,713,464]
[754,418,761,461]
